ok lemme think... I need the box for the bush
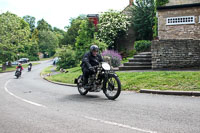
[102,50,122,67]
[56,46,79,69]
[28,56,39,61]
[134,40,151,52]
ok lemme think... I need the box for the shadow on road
[59,94,110,103]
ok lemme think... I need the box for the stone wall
[165,0,200,6]
[158,6,200,40]
[151,40,200,69]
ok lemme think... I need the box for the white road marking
[84,116,157,133]
[4,79,46,108]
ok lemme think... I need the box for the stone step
[124,62,152,66]
[119,66,152,70]
[138,52,152,55]
[134,55,152,58]
[129,58,152,62]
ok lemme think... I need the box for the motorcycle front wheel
[103,74,121,100]
[77,75,88,95]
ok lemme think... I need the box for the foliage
[132,0,155,40]
[97,10,131,49]
[63,16,85,46]
[37,19,52,31]
[134,40,151,52]
[156,0,169,7]
[56,46,79,69]
[102,50,122,67]
[153,0,169,39]
[38,30,58,56]
[53,27,65,47]
[0,12,30,70]
[75,19,96,60]
[23,15,36,32]
[93,39,107,52]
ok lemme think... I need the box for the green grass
[44,66,200,91]
[121,56,132,64]
[39,57,53,61]
[117,71,200,91]
[40,66,54,75]
[46,67,81,84]
[0,63,40,73]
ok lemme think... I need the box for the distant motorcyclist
[15,63,24,76]
[81,45,104,87]
[28,62,32,71]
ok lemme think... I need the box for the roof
[157,3,200,10]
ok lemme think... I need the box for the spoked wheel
[104,74,121,100]
[77,75,88,95]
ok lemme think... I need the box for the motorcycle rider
[28,62,32,71]
[81,45,104,88]
[15,63,24,75]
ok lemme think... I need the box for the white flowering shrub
[96,10,131,48]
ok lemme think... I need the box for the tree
[63,16,85,47]
[96,10,131,50]
[53,27,65,47]
[75,19,96,59]
[56,46,79,69]
[38,30,58,56]
[23,15,36,32]
[0,12,30,70]
[37,19,52,31]
[131,0,155,40]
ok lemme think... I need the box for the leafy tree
[97,10,130,50]
[23,15,36,32]
[131,0,155,40]
[38,30,58,56]
[0,12,30,70]
[75,19,96,59]
[56,46,79,69]
[53,27,65,47]
[37,19,52,31]
[63,16,85,47]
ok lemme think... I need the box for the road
[0,61,200,133]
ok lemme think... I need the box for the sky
[0,0,129,30]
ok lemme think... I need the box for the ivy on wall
[156,0,169,7]
[153,0,169,39]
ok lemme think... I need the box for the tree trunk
[2,63,6,71]
[8,61,12,67]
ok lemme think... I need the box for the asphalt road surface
[0,61,200,133]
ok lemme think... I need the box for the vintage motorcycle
[75,62,121,100]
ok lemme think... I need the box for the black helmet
[90,45,99,52]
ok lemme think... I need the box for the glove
[89,67,95,73]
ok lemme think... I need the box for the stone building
[117,0,135,53]
[157,0,200,40]
[152,0,200,69]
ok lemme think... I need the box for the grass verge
[39,57,53,61]
[0,63,40,73]
[46,67,81,84]
[40,66,54,75]
[42,66,200,91]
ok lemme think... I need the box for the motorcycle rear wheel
[104,74,121,100]
[77,75,88,95]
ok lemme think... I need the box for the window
[199,16,200,23]
[166,16,195,25]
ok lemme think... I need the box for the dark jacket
[81,52,104,69]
